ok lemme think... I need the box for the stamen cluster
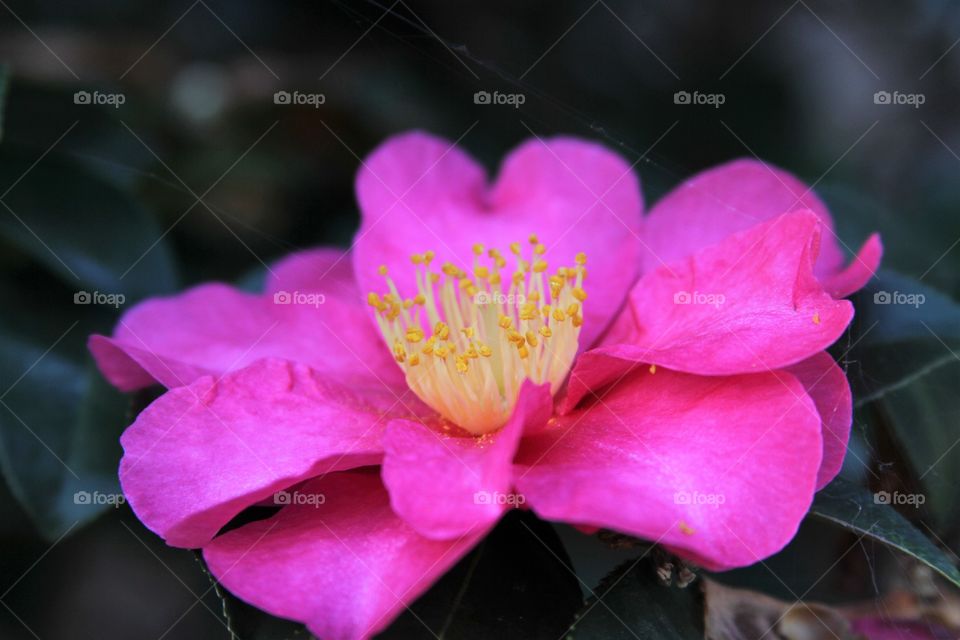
[368,235,587,434]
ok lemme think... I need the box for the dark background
[1,1,959,638]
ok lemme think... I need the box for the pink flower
[90,132,881,640]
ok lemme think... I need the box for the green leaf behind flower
[809,478,960,589]
[0,146,178,300]
[0,331,130,540]
[564,555,704,640]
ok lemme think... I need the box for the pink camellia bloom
[89,132,881,640]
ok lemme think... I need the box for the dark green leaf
[821,183,960,293]
[856,270,960,347]
[842,269,960,527]
[808,478,960,588]
[709,518,875,602]
[565,555,704,640]
[0,146,178,300]
[379,510,583,639]
[876,360,960,528]
[846,269,960,406]
[0,332,129,540]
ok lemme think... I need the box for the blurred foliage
[381,510,582,640]
[1,1,960,638]
[809,478,960,589]
[565,555,704,639]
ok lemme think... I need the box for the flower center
[368,235,587,435]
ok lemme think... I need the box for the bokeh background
[1,1,959,638]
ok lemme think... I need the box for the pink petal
[785,352,852,490]
[563,349,851,490]
[265,247,358,300]
[353,131,643,348]
[597,210,853,376]
[559,348,642,414]
[89,282,401,391]
[120,358,426,548]
[382,381,552,539]
[515,367,822,570]
[203,471,484,640]
[643,159,879,294]
[821,232,883,298]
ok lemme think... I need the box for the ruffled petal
[558,347,640,414]
[595,210,853,376]
[515,366,822,570]
[203,471,484,640]
[562,349,852,493]
[381,381,552,539]
[821,233,883,298]
[353,131,643,348]
[265,246,358,300]
[89,282,402,391]
[642,159,879,294]
[785,352,852,490]
[119,358,427,548]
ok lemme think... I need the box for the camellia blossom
[90,131,881,640]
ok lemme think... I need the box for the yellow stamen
[368,239,588,435]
